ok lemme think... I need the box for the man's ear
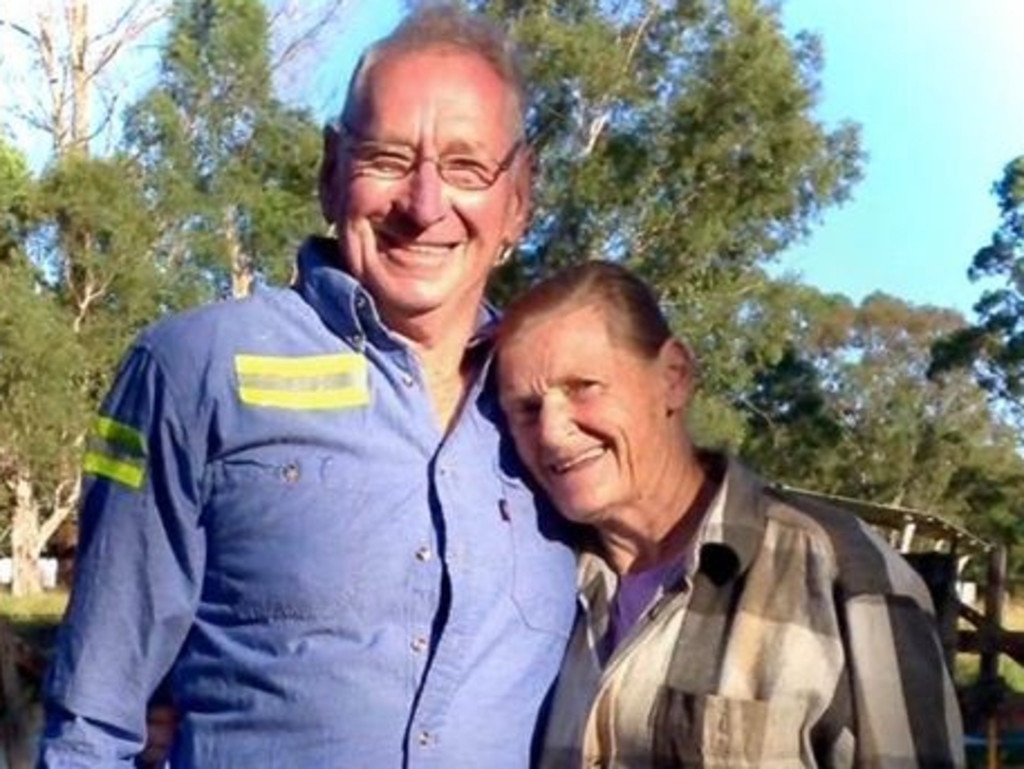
[658,338,697,416]
[318,123,342,225]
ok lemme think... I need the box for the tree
[0,0,169,157]
[0,139,89,595]
[123,0,324,298]
[931,156,1024,424]
[479,0,863,444]
[739,285,1024,570]
[0,0,333,595]
[0,0,349,159]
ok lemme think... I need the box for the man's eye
[439,157,492,187]
[513,402,541,425]
[567,380,601,399]
[354,148,413,176]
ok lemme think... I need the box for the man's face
[320,48,530,329]
[498,304,688,526]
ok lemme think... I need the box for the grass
[0,590,68,623]
[0,589,68,654]
[957,596,1024,694]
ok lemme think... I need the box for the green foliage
[483,0,862,278]
[0,139,37,260]
[737,285,1024,574]
[931,156,1024,422]
[0,2,326,585]
[123,0,324,297]
[480,0,863,447]
[0,257,85,486]
[4,0,1020,587]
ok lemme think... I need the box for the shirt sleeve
[39,343,206,767]
[842,566,966,768]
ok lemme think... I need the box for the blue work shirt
[40,237,578,768]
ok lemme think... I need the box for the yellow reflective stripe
[83,451,145,490]
[93,416,145,456]
[235,354,370,410]
[235,354,365,377]
[238,386,371,410]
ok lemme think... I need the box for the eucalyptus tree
[477,0,864,441]
[122,0,324,301]
[740,286,1024,571]
[932,156,1024,426]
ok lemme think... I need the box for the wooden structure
[783,486,1021,768]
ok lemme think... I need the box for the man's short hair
[341,3,527,135]
[497,261,674,360]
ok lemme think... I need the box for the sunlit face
[498,303,688,526]
[319,47,530,330]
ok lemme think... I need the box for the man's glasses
[338,120,523,192]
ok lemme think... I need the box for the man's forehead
[348,46,519,133]
[506,302,612,345]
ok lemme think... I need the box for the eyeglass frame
[335,118,525,192]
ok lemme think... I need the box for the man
[496,262,966,768]
[39,5,577,767]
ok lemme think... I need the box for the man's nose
[537,401,573,447]
[399,159,449,227]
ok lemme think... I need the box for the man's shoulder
[759,484,930,601]
[137,286,309,358]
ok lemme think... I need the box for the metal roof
[778,485,991,555]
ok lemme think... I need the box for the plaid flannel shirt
[540,455,965,769]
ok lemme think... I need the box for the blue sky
[6,1,1019,319]
[318,0,1024,319]
[776,0,1024,317]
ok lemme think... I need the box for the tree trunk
[10,471,43,598]
[68,0,90,154]
[225,206,254,298]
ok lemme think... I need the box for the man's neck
[600,448,717,575]
[391,311,484,433]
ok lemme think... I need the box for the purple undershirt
[606,557,685,655]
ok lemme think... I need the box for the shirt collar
[577,453,771,598]
[293,235,500,351]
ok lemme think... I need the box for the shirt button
[401,373,415,387]
[415,546,432,562]
[411,636,428,653]
[417,731,432,747]
[281,462,300,484]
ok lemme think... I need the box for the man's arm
[39,344,205,767]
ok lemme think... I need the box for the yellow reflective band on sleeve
[83,451,145,490]
[234,353,370,410]
[83,416,148,489]
[93,416,146,456]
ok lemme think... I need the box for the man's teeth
[406,244,451,254]
[552,446,605,474]
[386,242,454,256]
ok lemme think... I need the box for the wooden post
[983,546,1007,769]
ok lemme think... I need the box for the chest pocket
[499,476,576,639]
[201,447,376,623]
[651,689,807,768]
